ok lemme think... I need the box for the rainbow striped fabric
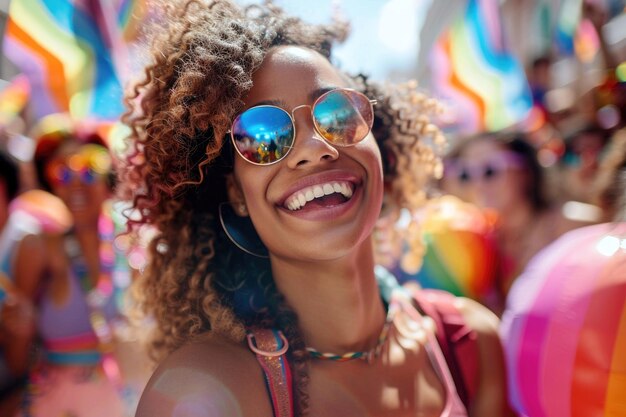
[429,0,532,134]
[0,74,30,124]
[397,196,498,302]
[3,0,146,120]
[501,222,626,417]
[44,331,102,365]
[555,0,602,63]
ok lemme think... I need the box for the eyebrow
[249,86,338,108]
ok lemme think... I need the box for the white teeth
[341,183,353,198]
[284,181,355,211]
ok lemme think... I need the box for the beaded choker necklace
[306,301,399,363]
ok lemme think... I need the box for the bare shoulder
[452,297,515,417]
[136,334,274,417]
[452,296,500,339]
[451,296,502,373]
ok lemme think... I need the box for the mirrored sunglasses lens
[232,107,294,164]
[313,90,373,146]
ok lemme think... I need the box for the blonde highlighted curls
[366,80,446,274]
[120,0,443,415]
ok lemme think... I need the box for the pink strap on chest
[408,288,479,408]
[247,328,294,417]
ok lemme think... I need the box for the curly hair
[120,1,443,414]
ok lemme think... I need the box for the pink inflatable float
[501,222,626,417]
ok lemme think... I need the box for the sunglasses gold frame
[229,88,377,166]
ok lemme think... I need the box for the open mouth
[283,181,355,211]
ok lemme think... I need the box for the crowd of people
[0,0,623,416]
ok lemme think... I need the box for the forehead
[459,139,506,160]
[244,46,349,105]
[50,142,99,162]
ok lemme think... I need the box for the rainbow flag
[502,222,626,417]
[395,196,498,303]
[3,0,147,121]
[0,74,30,124]
[556,0,602,63]
[429,0,532,134]
[117,0,149,43]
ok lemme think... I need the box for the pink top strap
[248,289,476,417]
[396,293,469,417]
[409,288,479,408]
[247,329,294,417]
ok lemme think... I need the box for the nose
[285,105,339,169]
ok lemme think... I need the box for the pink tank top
[399,295,469,417]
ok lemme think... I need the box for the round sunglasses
[450,151,526,183]
[230,88,376,165]
[45,144,112,187]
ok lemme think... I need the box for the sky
[239,0,431,82]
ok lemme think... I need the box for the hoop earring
[237,202,248,216]
[218,202,269,258]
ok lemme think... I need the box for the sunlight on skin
[310,373,370,417]
[152,368,244,417]
[381,385,401,408]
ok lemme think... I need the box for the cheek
[50,183,69,199]
[233,160,270,209]
[91,181,111,200]
[362,139,384,187]
[359,138,385,214]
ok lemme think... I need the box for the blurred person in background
[443,132,589,312]
[557,123,613,212]
[0,149,42,416]
[551,0,625,225]
[581,0,626,129]
[9,113,148,417]
[501,127,626,417]
[527,55,553,124]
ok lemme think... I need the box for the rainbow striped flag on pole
[3,0,146,121]
[429,0,532,134]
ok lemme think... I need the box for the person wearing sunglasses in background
[442,132,589,313]
[123,1,514,416]
[8,114,148,417]
[558,123,612,211]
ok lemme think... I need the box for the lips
[67,192,88,211]
[284,181,354,211]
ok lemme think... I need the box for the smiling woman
[121,1,514,416]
